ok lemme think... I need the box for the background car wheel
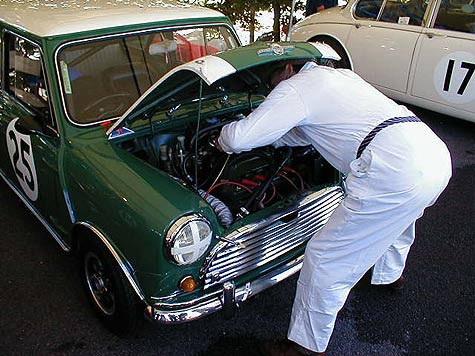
[311,37,351,69]
[79,236,142,336]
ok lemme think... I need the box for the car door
[410,0,475,120]
[346,0,431,93]
[0,32,70,247]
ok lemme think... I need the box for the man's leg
[286,174,447,351]
[371,222,416,285]
[287,194,418,352]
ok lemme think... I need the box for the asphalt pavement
[0,106,473,356]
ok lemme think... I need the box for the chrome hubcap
[84,252,115,316]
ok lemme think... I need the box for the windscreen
[57,25,239,125]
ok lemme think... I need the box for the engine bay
[119,112,339,228]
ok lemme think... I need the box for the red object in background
[153,33,219,64]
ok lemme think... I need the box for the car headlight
[165,215,212,265]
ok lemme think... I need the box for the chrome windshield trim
[148,253,305,324]
[53,22,239,128]
[0,170,70,251]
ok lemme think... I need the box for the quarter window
[434,0,475,33]
[6,34,50,119]
[355,0,384,20]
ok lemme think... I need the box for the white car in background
[290,0,475,122]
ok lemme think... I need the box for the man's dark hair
[267,59,313,87]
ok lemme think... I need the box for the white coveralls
[218,63,452,352]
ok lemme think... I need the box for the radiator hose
[199,189,233,228]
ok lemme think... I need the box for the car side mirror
[14,116,57,138]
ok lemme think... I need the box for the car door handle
[355,23,371,29]
[426,32,448,38]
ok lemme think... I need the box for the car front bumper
[145,253,304,324]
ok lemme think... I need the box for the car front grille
[200,186,344,289]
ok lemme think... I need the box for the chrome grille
[201,186,344,288]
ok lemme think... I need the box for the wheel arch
[72,221,147,303]
[308,34,354,70]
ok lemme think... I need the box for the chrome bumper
[146,254,304,324]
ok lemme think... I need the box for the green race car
[0,0,344,334]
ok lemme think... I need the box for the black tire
[311,37,352,69]
[79,236,142,336]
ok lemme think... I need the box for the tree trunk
[272,2,281,42]
[249,9,255,43]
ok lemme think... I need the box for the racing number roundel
[6,118,38,201]
[434,51,475,105]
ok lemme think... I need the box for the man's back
[270,63,414,173]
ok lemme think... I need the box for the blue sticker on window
[109,127,135,139]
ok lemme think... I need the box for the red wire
[278,173,301,192]
[262,183,277,205]
[207,181,254,197]
[283,166,305,191]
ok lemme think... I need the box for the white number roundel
[434,51,475,105]
[6,118,38,201]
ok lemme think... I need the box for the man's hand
[209,134,223,151]
[215,137,223,152]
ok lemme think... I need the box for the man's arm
[218,82,307,154]
[272,127,311,148]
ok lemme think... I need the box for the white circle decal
[434,51,475,105]
[6,118,39,201]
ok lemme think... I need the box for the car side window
[434,0,475,33]
[380,0,428,26]
[355,0,384,20]
[6,34,50,119]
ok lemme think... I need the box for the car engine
[120,112,338,228]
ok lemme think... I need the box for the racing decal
[434,51,475,104]
[108,127,135,139]
[6,118,38,201]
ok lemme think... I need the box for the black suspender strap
[356,116,422,159]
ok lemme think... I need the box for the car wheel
[311,37,351,69]
[79,236,142,336]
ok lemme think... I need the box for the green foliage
[180,0,305,42]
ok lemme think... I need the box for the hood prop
[194,79,204,189]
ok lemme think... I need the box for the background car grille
[201,186,344,289]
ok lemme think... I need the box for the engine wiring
[277,173,301,193]
[283,166,305,191]
[205,154,231,199]
[207,181,254,196]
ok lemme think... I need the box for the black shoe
[259,339,325,356]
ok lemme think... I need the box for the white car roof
[0,0,226,37]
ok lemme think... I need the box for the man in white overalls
[217,62,452,356]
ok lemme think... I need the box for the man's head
[268,59,313,88]
[269,62,297,88]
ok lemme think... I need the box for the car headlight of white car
[165,215,212,265]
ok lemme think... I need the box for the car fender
[62,142,218,294]
[72,221,147,303]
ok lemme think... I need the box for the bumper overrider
[145,185,344,324]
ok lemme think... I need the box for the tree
[181,0,305,43]
[267,0,306,41]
